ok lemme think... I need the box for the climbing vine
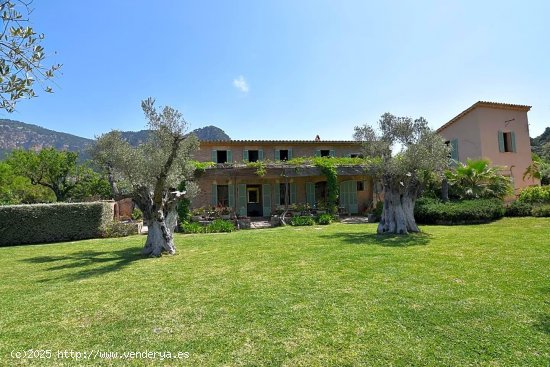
[312,158,339,214]
[246,161,267,176]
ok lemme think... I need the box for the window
[350,153,363,158]
[503,132,514,152]
[315,181,328,202]
[217,150,228,163]
[248,150,259,162]
[247,188,259,203]
[320,150,331,157]
[498,131,516,153]
[357,181,365,191]
[217,185,229,206]
[279,183,288,205]
[279,150,289,161]
[446,139,458,160]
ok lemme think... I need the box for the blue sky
[4,0,550,140]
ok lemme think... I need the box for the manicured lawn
[0,218,549,366]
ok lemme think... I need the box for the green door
[340,181,358,214]
[262,184,272,217]
[237,184,247,217]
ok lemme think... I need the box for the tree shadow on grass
[534,314,550,335]
[321,232,431,247]
[22,247,147,282]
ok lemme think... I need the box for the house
[437,101,538,193]
[190,140,375,217]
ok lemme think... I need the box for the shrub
[131,208,143,220]
[290,215,315,226]
[414,198,505,224]
[181,219,236,234]
[181,221,205,234]
[102,222,139,237]
[0,202,114,246]
[518,185,550,204]
[505,201,533,217]
[531,204,550,217]
[206,219,236,233]
[316,213,334,225]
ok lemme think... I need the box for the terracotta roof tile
[436,101,531,133]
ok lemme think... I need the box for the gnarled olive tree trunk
[134,187,183,257]
[377,177,420,235]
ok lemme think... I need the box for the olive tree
[92,98,198,257]
[0,1,61,111]
[354,113,449,234]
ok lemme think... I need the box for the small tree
[0,1,61,111]
[92,98,199,257]
[354,113,449,234]
[6,147,84,201]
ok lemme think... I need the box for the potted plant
[221,207,232,220]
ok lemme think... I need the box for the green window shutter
[275,150,280,161]
[349,180,358,214]
[306,182,315,206]
[274,184,281,206]
[315,150,321,157]
[498,131,505,152]
[451,139,459,161]
[211,150,217,163]
[288,149,293,160]
[259,150,264,161]
[340,181,348,212]
[227,150,233,163]
[228,184,235,208]
[243,150,249,162]
[211,184,218,206]
[262,184,271,216]
[290,183,297,204]
[330,149,335,157]
[511,131,516,152]
[237,184,247,217]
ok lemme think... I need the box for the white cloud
[233,75,249,93]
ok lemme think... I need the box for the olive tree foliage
[354,113,449,234]
[91,98,199,257]
[0,1,61,111]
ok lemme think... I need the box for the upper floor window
[315,149,334,158]
[445,139,459,160]
[248,150,259,162]
[279,149,289,161]
[498,131,516,153]
[212,149,232,163]
[244,149,263,162]
[217,150,228,163]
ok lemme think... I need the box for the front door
[340,180,359,214]
[246,185,263,217]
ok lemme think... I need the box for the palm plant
[446,159,512,199]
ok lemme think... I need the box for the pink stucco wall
[438,104,538,194]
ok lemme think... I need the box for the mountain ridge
[0,119,230,159]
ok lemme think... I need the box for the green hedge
[518,185,550,204]
[0,202,114,246]
[414,198,505,225]
[505,201,533,217]
[531,204,550,217]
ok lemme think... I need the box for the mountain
[531,127,550,156]
[0,119,230,160]
[0,119,93,159]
